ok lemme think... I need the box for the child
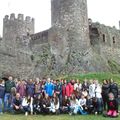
[106,93,119,117]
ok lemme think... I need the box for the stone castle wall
[1,0,120,78]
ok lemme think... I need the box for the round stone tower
[51,0,90,52]
[49,0,90,73]
[3,13,34,48]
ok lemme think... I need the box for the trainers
[95,112,98,115]
[0,112,3,115]
[25,112,28,116]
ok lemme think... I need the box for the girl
[106,93,119,117]
[22,95,33,116]
[69,94,87,115]
[49,93,60,114]
[17,79,26,98]
[60,96,70,113]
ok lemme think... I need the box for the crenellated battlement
[3,13,34,24]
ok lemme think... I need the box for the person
[82,79,89,91]
[12,93,23,114]
[86,95,94,114]
[26,79,35,98]
[0,79,5,114]
[94,80,103,114]
[44,78,54,97]
[41,94,50,114]
[109,79,118,99]
[4,76,16,112]
[34,78,42,98]
[79,95,87,111]
[74,79,82,96]
[89,79,95,98]
[105,93,119,117]
[22,95,33,116]
[102,80,110,110]
[69,94,87,115]
[60,96,70,113]
[49,93,60,114]
[17,79,26,98]
[33,94,43,114]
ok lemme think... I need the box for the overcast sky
[0,0,120,36]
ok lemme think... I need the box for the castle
[0,0,120,79]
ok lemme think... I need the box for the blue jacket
[44,82,54,96]
[0,84,5,98]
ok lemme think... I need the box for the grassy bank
[0,114,119,120]
[59,72,120,85]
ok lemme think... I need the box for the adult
[12,93,23,113]
[4,76,15,112]
[102,80,110,110]
[44,78,54,97]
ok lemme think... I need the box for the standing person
[102,80,110,110]
[26,79,35,98]
[82,79,89,91]
[4,76,15,112]
[54,80,62,107]
[89,79,95,98]
[74,79,82,96]
[0,79,5,114]
[17,79,26,98]
[34,78,42,98]
[94,80,103,114]
[62,80,67,97]
[44,78,54,97]
[109,79,118,99]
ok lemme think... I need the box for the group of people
[0,76,119,117]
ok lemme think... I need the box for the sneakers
[95,112,98,115]
[25,112,28,116]
[0,112,3,115]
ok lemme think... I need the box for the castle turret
[49,0,90,72]
[51,0,90,52]
[3,13,35,48]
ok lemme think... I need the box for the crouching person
[60,96,70,114]
[69,94,87,115]
[41,94,50,114]
[12,93,23,114]
[22,95,33,116]
[104,93,119,118]
[49,93,60,114]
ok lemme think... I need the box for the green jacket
[5,80,15,93]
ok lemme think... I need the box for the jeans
[4,93,11,112]
[70,106,87,115]
[96,98,103,113]
[0,98,3,113]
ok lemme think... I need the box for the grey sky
[0,0,120,36]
